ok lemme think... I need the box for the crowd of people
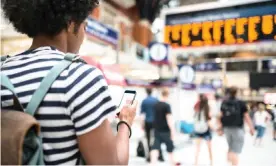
[138,87,276,166]
[140,88,178,165]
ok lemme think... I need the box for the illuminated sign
[164,1,276,48]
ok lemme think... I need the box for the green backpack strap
[27,136,44,165]
[1,55,9,65]
[1,74,24,111]
[1,55,9,62]
[25,53,78,116]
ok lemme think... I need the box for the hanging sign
[178,65,196,90]
[149,42,169,64]
[86,17,119,47]
[164,1,276,48]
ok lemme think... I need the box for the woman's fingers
[119,100,138,126]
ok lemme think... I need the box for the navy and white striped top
[1,46,117,165]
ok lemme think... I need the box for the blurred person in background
[273,106,276,141]
[150,88,178,166]
[254,103,271,146]
[249,103,258,127]
[215,94,222,112]
[0,0,138,165]
[218,87,255,166]
[193,94,213,166]
[212,94,223,131]
[265,105,275,141]
[140,88,164,162]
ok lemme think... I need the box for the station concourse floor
[128,124,276,166]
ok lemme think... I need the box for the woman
[254,103,271,146]
[194,94,213,166]
[1,0,136,165]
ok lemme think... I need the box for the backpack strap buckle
[64,53,86,64]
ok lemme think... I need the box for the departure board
[164,1,276,48]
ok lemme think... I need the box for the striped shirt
[1,47,117,165]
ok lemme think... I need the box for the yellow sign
[164,15,276,48]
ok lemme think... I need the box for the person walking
[249,103,258,127]
[273,107,276,141]
[254,103,271,146]
[140,88,164,162]
[1,0,137,165]
[218,87,255,166]
[150,88,177,166]
[193,94,213,166]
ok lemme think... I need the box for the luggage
[178,121,194,134]
[136,140,146,157]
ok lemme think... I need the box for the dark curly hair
[1,0,99,37]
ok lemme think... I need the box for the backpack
[194,111,209,134]
[1,54,84,165]
[221,99,243,127]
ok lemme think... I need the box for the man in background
[272,106,276,141]
[141,88,164,162]
[218,87,255,166]
[150,88,177,165]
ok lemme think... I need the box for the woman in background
[254,103,271,146]
[193,94,213,166]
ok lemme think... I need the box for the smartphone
[116,90,136,116]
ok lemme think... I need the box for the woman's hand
[118,101,138,126]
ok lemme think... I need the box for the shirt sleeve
[254,112,258,119]
[166,104,172,114]
[65,63,117,136]
[241,101,248,114]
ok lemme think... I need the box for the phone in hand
[116,90,136,116]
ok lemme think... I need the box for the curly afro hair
[1,0,99,37]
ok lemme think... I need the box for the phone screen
[117,90,136,116]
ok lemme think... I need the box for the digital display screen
[164,1,276,48]
[250,72,276,90]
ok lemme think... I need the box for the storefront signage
[212,79,223,89]
[194,63,221,71]
[86,17,119,47]
[151,78,177,87]
[149,42,169,64]
[125,78,177,87]
[199,78,223,90]
[164,1,276,48]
